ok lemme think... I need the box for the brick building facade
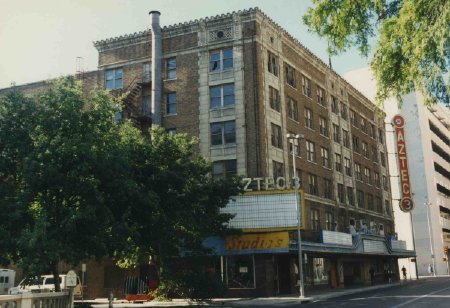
[1,8,414,298]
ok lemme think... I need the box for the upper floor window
[324,178,333,199]
[378,128,384,144]
[305,108,313,129]
[166,92,177,114]
[380,151,386,167]
[325,211,335,230]
[362,142,369,158]
[211,121,236,146]
[269,86,280,112]
[335,153,342,172]
[370,124,376,139]
[337,183,345,203]
[317,87,325,106]
[347,187,355,206]
[210,48,233,72]
[364,167,371,184]
[105,68,123,90]
[287,97,298,121]
[360,117,368,133]
[331,96,339,114]
[288,131,300,156]
[367,194,374,211]
[210,84,235,108]
[344,157,352,176]
[267,51,279,76]
[271,123,283,149]
[352,135,360,153]
[319,117,328,137]
[302,75,311,97]
[306,140,316,162]
[350,109,357,126]
[371,146,378,162]
[342,129,350,147]
[321,147,330,168]
[166,57,177,79]
[273,160,284,178]
[285,64,296,87]
[310,208,320,230]
[355,163,362,181]
[383,175,389,191]
[333,124,340,143]
[213,160,237,180]
[374,172,380,188]
[340,102,347,120]
[357,190,365,208]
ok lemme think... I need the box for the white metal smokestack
[150,11,162,127]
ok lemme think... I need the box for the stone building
[1,8,414,298]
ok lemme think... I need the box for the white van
[8,274,81,297]
[0,269,15,295]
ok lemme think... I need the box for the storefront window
[226,255,255,289]
[312,258,329,285]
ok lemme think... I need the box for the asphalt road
[299,277,450,308]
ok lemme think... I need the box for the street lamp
[425,201,436,276]
[287,133,305,298]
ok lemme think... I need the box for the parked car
[8,274,81,297]
[0,269,15,295]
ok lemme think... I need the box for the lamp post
[287,133,305,298]
[425,201,436,276]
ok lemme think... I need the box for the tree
[0,77,240,296]
[303,0,450,105]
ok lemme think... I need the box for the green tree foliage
[0,77,240,295]
[303,0,450,105]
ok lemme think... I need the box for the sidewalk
[86,281,406,307]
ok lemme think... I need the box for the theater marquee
[392,115,414,212]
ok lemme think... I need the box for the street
[299,277,450,308]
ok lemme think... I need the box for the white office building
[346,68,450,277]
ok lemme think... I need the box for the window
[142,95,151,115]
[323,178,333,199]
[210,48,233,72]
[360,117,367,133]
[290,168,302,188]
[305,108,313,129]
[226,255,255,289]
[383,175,389,191]
[380,152,386,167]
[325,212,334,231]
[269,86,280,111]
[166,128,176,135]
[287,97,298,121]
[143,63,151,82]
[340,102,347,120]
[362,142,369,158]
[355,163,362,181]
[210,84,235,108]
[321,147,330,168]
[342,129,350,147]
[310,208,320,230]
[370,124,376,139]
[374,172,380,188]
[317,87,325,106]
[347,187,355,206]
[105,68,123,90]
[344,157,351,176]
[385,200,391,216]
[331,96,339,114]
[364,167,371,184]
[166,57,176,79]
[211,121,236,146]
[335,153,342,172]
[273,160,284,178]
[306,140,316,162]
[308,174,319,196]
[367,194,374,211]
[333,124,340,143]
[302,75,311,97]
[213,160,237,180]
[375,197,382,213]
[319,117,328,137]
[285,64,296,87]
[337,183,345,203]
[378,129,384,144]
[352,135,360,153]
[357,190,365,208]
[166,92,177,114]
[371,146,378,162]
[271,123,283,149]
[350,109,357,126]
[267,51,279,76]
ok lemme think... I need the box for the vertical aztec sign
[392,115,414,212]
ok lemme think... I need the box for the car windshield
[20,277,43,286]
[44,277,62,284]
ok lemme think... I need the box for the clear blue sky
[0,0,371,89]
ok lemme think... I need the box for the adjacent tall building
[346,68,450,277]
[1,8,414,298]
